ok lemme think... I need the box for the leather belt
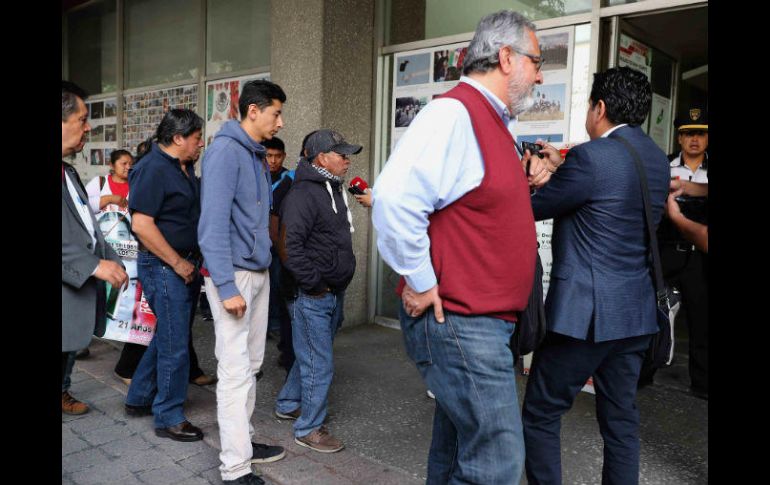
[137,243,201,261]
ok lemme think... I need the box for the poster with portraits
[122,85,199,154]
[204,72,271,147]
[95,201,157,346]
[69,97,118,184]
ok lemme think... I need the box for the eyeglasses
[509,47,545,72]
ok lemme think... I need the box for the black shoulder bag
[614,136,676,369]
[512,248,547,359]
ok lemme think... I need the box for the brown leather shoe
[294,426,344,453]
[154,421,204,442]
[62,391,89,415]
[191,374,218,386]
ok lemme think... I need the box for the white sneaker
[426,390,435,400]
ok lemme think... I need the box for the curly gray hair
[462,10,537,76]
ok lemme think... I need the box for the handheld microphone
[348,177,369,195]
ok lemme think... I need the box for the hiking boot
[274,408,300,420]
[62,391,89,415]
[251,442,286,463]
[294,426,344,453]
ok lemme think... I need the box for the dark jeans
[640,247,708,391]
[62,351,76,392]
[125,252,198,428]
[400,307,523,485]
[523,331,652,485]
[269,249,295,370]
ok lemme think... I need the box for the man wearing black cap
[273,129,362,453]
[641,107,709,399]
[671,107,708,183]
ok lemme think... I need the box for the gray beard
[507,72,536,117]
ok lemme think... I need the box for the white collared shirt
[65,169,98,251]
[600,123,628,138]
[670,152,708,183]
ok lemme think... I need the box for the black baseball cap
[674,107,708,132]
[304,129,362,161]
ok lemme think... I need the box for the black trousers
[523,332,652,485]
[640,246,708,391]
[114,282,204,381]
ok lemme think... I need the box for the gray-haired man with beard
[373,10,559,484]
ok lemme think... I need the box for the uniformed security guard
[640,107,708,400]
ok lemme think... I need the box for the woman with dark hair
[124,109,210,442]
[85,149,133,213]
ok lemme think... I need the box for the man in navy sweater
[198,80,287,485]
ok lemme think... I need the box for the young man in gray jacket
[198,80,287,485]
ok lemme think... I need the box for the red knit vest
[397,82,537,323]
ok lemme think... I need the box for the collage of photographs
[86,99,119,165]
[66,97,119,184]
[122,85,198,151]
[391,27,574,147]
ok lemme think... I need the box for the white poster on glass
[618,34,652,80]
[649,93,672,153]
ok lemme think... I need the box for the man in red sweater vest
[373,10,562,485]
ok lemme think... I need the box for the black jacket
[278,160,356,295]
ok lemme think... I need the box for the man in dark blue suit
[521,67,670,485]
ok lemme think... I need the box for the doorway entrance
[600,4,708,154]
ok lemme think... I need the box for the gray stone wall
[271,0,376,327]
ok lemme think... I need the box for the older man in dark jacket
[62,80,127,414]
[273,129,361,454]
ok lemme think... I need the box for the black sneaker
[251,442,286,463]
[223,472,265,484]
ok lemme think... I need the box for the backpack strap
[272,169,295,191]
[99,176,106,190]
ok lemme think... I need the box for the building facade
[62,0,708,328]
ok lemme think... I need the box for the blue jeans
[400,306,524,485]
[275,290,345,437]
[126,252,197,428]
